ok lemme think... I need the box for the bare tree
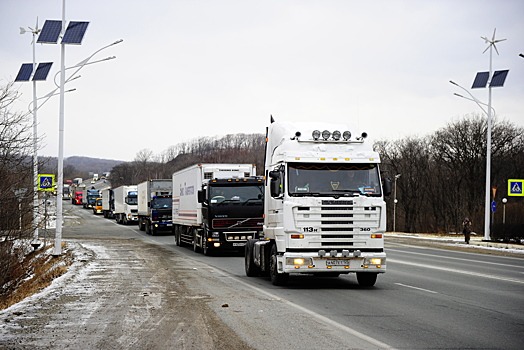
[0,82,35,296]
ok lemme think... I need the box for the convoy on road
[71,118,390,287]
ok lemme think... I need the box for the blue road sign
[491,201,496,213]
[38,174,55,192]
[508,179,524,197]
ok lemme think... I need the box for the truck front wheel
[175,226,181,246]
[356,272,378,287]
[245,239,261,277]
[269,244,288,286]
[192,229,200,253]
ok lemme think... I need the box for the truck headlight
[286,257,312,266]
[365,258,384,265]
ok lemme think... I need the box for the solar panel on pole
[61,21,89,45]
[471,72,489,89]
[490,70,509,87]
[37,20,62,44]
[32,62,54,81]
[15,63,34,81]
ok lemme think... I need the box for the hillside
[39,156,125,177]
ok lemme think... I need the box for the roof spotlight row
[312,130,352,141]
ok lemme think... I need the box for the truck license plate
[326,259,351,266]
[233,242,246,247]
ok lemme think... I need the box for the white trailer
[101,188,114,218]
[245,118,391,287]
[172,163,263,255]
[113,185,138,225]
[137,179,172,235]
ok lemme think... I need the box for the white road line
[388,258,524,284]
[395,283,438,294]
[386,248,523,269]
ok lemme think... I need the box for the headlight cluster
[312,130,353,141]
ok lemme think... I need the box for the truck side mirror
[269,170,282,197]
[197,189,205,203]
[382,177,392,197]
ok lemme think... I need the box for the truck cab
[92,197,103,215]
[245,119,391,287]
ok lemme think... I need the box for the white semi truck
[113,185,138,225]
[245,118,392,287]
[137,179,172,235]
[172,163,264,255]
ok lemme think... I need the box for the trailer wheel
[138,219,145,231]
[356,272,378,287]
[245,239,260,277]
[269,244,288,286]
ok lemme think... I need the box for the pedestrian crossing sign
[38,174,55,192]
[508,179,524,197]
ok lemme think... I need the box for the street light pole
[54,0,67,256]
[20,20,42,250]
[393,174,401,232]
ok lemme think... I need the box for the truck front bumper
[278,251,386,274]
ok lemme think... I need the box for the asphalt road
[2,201,523,349]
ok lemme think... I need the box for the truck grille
[293,200,381,250]
[212,218,263,230]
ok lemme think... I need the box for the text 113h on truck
[245,118,392,287]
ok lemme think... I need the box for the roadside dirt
[0,238,254,350]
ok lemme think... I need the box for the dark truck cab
[197,177,264,255]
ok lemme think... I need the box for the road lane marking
[387,246,524,266]
[388,258,524,284]
[395,283,438,294]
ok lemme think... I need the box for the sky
[1,0,523,162]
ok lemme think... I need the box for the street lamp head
[502,198,507,204]
[395,174,401,179]
[449,80,458,86]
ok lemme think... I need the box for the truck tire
[192,229,200,253]
[175,226,181,246]
[356,272,378,287]
[269,244,288,286]
[245,239,261,277]
[202,231,212,256]
[138,219,145,231]
[147,222,156,236]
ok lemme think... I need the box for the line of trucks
[83,119,392,287]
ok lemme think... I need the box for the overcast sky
[1,0,523,162]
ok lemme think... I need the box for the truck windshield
[126,192,138,205]
[152,197,171,209]
[209,185,264,204]
[288,163,381,197]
